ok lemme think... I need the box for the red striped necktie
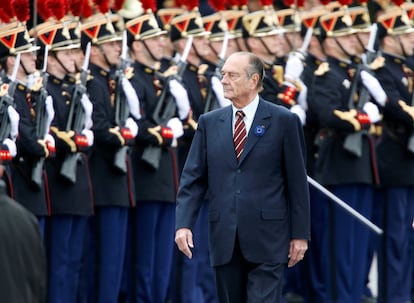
[234,110,247,161]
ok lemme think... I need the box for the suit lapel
[218,107,237,166]
[238,99,272,165]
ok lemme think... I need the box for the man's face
[55,49,76,74]
[259,34,285,58]
[143,35,166,60]
[191,35,210,57]
[398,32,414,57]
[336,34,358,57]
[20,51,37,74]
[210,38,240,58]
[72,48,85,71]
[100,40,121,66]
[355,32,370,55]
[221,53,254,102]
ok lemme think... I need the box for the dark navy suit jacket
[176,98,310,266]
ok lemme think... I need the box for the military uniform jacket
[45,75,94,215]
[309,57,378,186]
[11,83,49,216]
[129,61,178,203]
[177,63,207,171]
[374,53,414,187]
[86,64,134,207]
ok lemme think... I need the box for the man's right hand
[175,228,194,259]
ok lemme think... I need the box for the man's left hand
[288,239,308,267]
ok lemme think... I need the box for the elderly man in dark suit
[175,51,310,303]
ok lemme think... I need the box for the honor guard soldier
[309,6,382,302]
[33,9,95,302]
[81,9,139,303]
[169,4,218,302]
[373,5,414,303]
[241,5,307,125]
[289,7,329,303]
[202,6,240,112]
[0,24,53,233]
[124,1,185,301]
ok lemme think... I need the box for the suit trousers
[213,235,285,303]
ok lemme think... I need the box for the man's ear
[251,73,260,88]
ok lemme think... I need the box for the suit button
[236,190,241,194]
[237,169,241,173]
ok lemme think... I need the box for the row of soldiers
[0,0,414,302]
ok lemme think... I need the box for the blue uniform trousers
[378,187,414,303]
[304,185,329,303]
[47,215,88,303]
[128,201,175,303]
[324,184,374,303]
[93,206,129,303]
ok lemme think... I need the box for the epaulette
[198,64,209,76]
[369,56,385,71]
[272,65,284,84]
[314,62,330,76]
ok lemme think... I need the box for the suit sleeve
[175,115,208,231]
[283,113,311,240]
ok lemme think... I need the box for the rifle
[141,35,193,170]
[343,24,378,157]
[204,32,229,113]
[0,53,20,142]
[59,42,91,183]
[113,31,130,173]
[31,47,49,189]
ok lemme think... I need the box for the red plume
[358,0,369,3]
[0,0,13,22]
[226,0,239,8]
[69,0,84,16]
[260,0,273,7]
[37,0,53,21]
[237,0,248,7]
[209,0,226,11]
[48,0,67,20]
[141,0,156,12]
[182,0,199,11]
[297,0,305,8]
[337,0,352,6]
[112,0,126,11]
[82,0,93,18]
[319,0,331,5]
[282,0,295,7]
[391,0,404,6]
[12,0,30,22]
[94,0,110,13]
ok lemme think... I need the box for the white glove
[122,78,142,120]
[7,106,19,140]
[3,138,16,157]
[211,76,231,108]
[45,133,56,149]
[290,104,306,125]
[125,117,138,137]
[81,129,94,146]
[45,95,55,138]
[169,79,190,120]
[167,117,184,139]
[296,80,308,110]
[360,70,387,107]
[363,101,381,123]
[284,52,304,81]
[80,94,93,130]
